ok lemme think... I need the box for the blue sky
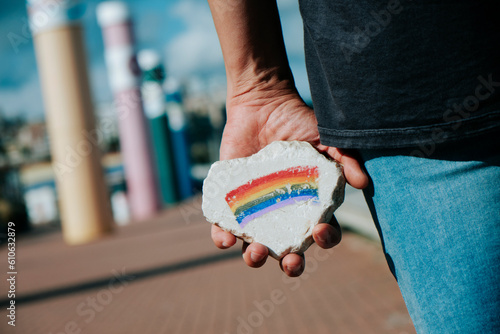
[0,0,310,120]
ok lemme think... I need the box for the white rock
[202,141,345,259]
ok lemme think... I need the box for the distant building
[17,122,51,162]
[20,152,129,226]
[95,102,121,153]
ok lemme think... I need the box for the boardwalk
[0,196,415,334]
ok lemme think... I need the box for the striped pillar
[97,1,160,220]
[138,50,177,206]
[28,0,113,244]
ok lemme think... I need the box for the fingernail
[316,232,326,244]
[318,230,334,247]
[250,252,264,263]
[286,264,303,275]
[222,241,229,248]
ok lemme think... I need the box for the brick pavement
[0,196,415,334]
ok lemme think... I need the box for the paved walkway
[0,196,415,334]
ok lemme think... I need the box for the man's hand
[211,84,369,277]
[207,0,368,277]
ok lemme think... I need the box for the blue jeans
[358,132,500,333]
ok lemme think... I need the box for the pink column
[97,2,160,220]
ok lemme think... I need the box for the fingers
[212,219,341,277]
[213,225,269,267]
[280,253,305,277]
[241,243,307,277]
[326,147,369,189]
[211,224,237,249]
[313,223,342,249]
[242,242,269,268]
[280,216,340,277]
[342,154,369,189]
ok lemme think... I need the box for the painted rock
[202,141,345,259]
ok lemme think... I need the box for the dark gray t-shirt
[299,0,500,149]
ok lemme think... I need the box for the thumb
[326,147,369,189]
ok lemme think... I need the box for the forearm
[207,0,295,98]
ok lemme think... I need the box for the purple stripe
[239,195,319,228]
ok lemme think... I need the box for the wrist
[225,85,314,144]
[226,66,299,111]
[227,62,295,94]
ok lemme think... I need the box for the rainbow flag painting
[225,166,320,228]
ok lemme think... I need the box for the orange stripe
[225,166,319,207]
[228,178,317,211]
[227,177,316,209]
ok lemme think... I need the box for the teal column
[165,80,194,201]
[138,50,177,205]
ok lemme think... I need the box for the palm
[212,93,368,277]
[220,98,322,160]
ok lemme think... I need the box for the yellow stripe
[228,181,318,212]
[227,175,313,207]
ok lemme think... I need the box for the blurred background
[0,0,414,333]
[0,0,312,233]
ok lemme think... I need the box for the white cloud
[0,74,44,120]
[164,0,310,100]
[277,0,299,10]
[165,0,223,78]
[89,62,113,104]
[278,0,311,100]
[0,62,113,121]
[278,0,306,56]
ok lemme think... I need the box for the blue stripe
[235,188,319,224]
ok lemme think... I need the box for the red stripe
[225,166,318,203]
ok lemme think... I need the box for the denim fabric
[358,132,500,333]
